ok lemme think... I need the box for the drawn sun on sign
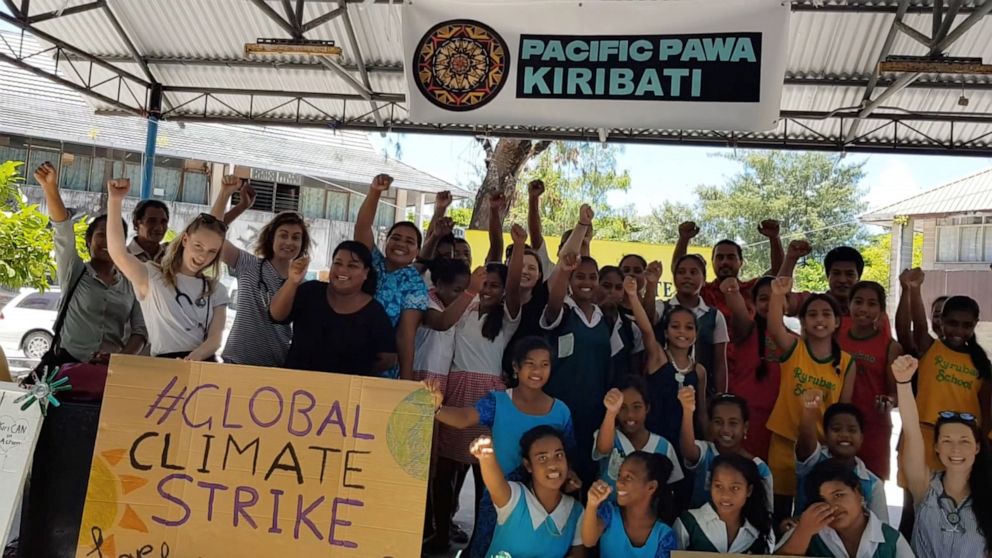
[413,19,509,111]
[78,449,150,557]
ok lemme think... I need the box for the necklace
[667,349,694,386]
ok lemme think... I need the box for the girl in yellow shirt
[905,269,992,471]
[765,277,855,527]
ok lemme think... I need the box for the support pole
[141,83,163,199]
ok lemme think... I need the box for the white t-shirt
[413,292,456,376]
[451,300,520,375]
[138,263,229,356]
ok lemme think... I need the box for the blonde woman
[106,179,229,360]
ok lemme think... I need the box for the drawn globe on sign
[386,388,435,480]
[414,20,509,111]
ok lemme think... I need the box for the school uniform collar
[817,511,886,557]
[522,485,576,532]
[692,504,760,552]
[668,295,710,314]
[817,444,874,482]
[563,296,604,328]
[617,430,661,455]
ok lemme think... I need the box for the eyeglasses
[195,213,228,232]
[938,411,977,423]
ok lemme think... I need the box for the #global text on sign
[518,34,761,102]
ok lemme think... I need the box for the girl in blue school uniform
[581,452,680,557]
[674,454,775,554]
[593,375,684,504]
[472,427,585,558]
[677,390,774,513]
[428,336,576,557]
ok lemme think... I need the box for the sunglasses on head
[938,411,977,423]
[195,213,228,232]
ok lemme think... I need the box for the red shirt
[729,326,784,418]
[700,277,759,334]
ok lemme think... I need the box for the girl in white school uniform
[675,454,775,554]
[581,452,679,557]
[471,427,586,558]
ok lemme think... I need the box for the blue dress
[467,390,576,558]
[371,247,429,378]
[488,481,583,558]
[598,502,677,558]
[592,430,684,502]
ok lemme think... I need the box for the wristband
[578,221,592,227]
[464,289,478,298]
[896,379,913,385]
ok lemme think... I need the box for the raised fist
[678,221,700,240]
[603,388,624,415]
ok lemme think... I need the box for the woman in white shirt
[106,178,229,361]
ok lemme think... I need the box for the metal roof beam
[26,0,105,24]
[101,2,155,84]
[301,5,346,33]
[159,84,404,103]
[87,53,402,73]
[784,74,992,89]
[0,49,144,115]
[845,0,992,143]
[337,1,385,128]
[1,0,21,18]
[249,0,300,39]
[934,0,964,43]
[0,10,151,87]
[790,1,985,14]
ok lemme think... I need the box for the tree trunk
[468,139,552,229]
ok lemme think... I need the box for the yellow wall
[463,230,709,299]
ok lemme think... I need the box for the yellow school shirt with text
[917,339,984,426]
[766,339,854,442]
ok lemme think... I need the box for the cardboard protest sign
[76,356,434,557]
[403,0,790,131]
[0,382,44,544]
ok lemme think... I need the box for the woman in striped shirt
[894,354,992,558]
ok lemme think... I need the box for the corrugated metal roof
[4,0,992,151]
[0,31,466,197]
[862,166,992,222]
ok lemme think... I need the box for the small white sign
[0,383,43,545]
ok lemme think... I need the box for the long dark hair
[935,416,992,552]
[624,451,675,522]
[481,262,508,341]
[332,240,377,296]
[711,454,772,551]
[799,293,844,377]
[941,296,992,380]
[752,276,774,381]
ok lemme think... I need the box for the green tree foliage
[0,161,56,290]
[790,231,923,292]
[641,151,867,278]
[503,142,635,239]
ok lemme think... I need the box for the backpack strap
[51,264,86,351]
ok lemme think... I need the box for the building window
[180,171,208,204]
[936,216,992,263]
[59,153,92,191]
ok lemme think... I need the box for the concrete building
[863,167,992,316]
[0,30,470,273]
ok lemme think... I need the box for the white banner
[0,383,43,545]
[403,0,790,132]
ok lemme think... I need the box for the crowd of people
[26,162,992,557]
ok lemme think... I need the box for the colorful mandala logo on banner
[413,19,509,111]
